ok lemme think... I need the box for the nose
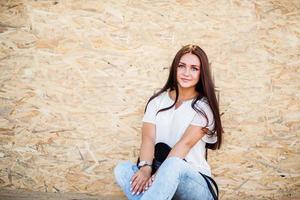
[183,67,191,76]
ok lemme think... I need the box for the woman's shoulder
[195,96,209,107]
[146,91,168,107]
[194,97,215,127]
[195,97,213,113]
[149,90,168,102]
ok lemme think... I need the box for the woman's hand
[142,172,157,193]
[130,166,152,195]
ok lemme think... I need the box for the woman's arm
[167,125,207,159]
[142,125,207,193]
[138,122,156,164]
[130,122,156,195]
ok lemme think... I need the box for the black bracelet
[138,164,152,169]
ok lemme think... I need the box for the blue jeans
[114,156,214,200]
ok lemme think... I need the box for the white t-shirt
[142,90,217,177]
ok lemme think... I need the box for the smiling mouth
[181,78,191,82]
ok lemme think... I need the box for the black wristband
[138,164,152,169]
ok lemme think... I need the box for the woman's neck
[170,87,198,101]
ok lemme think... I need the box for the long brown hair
[145,44,223,150]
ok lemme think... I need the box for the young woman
[114,44,223,200]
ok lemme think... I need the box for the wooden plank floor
[0,189,123,200]
[1,188,299,200]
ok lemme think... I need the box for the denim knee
[164,156,186,166]
[161,157,186,173]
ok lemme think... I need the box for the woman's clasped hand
[130,167,157,195]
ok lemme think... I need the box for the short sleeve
[190,100,217,144]
[142,97,159,124]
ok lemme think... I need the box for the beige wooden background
[0,0,299,199]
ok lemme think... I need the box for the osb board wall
[0,0,299,199]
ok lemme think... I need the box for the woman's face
[176,53,201,90]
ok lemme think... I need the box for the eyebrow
[179,62,200,68]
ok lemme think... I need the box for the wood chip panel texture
[0,0,299,199]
